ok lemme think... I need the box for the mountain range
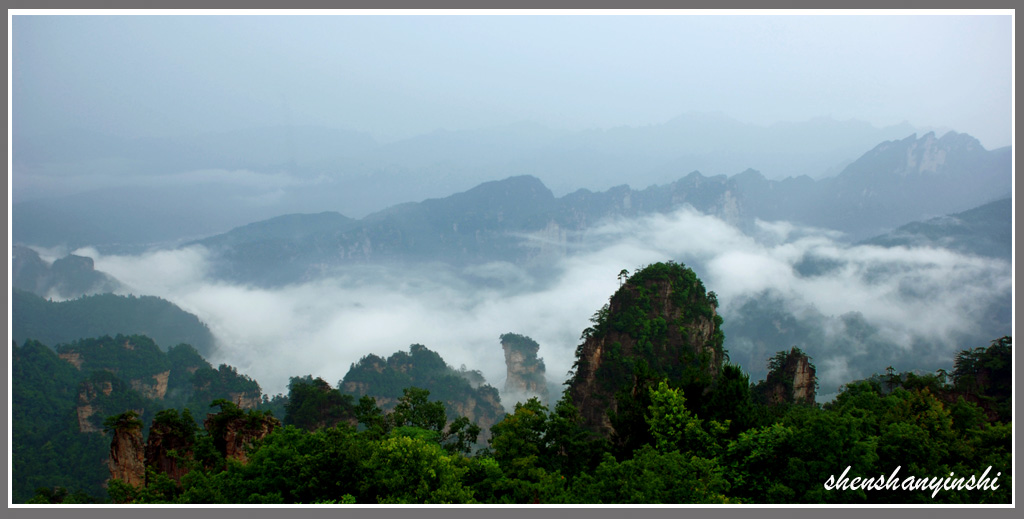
[11,114,931,251]
[859,197,1011,259]
[190,131,1010,287]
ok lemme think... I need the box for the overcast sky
[11,13,1013,149]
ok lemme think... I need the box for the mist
[76,206,1010,403]
[12,15,1011,149]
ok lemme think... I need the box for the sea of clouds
[77,206,1011,404]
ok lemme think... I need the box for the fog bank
[80,207,1010,402]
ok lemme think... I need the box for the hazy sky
[11,13,1013,148]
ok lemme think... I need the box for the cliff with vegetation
[105,412,146,488]
[11,334,264,503]
[752,347,817,405]
[567,262,726,449]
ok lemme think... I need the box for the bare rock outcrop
[227,391,261,410]
[448,384,504,439]
[131,370,170,400]
[76,379,114,433]
[220,416,277,464]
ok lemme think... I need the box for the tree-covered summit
[339,344,505,439]
[567,261,726,451]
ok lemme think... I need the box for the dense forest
[12,334,261,502]
[13,263,1012,504]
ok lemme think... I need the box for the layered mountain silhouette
[192,131,1010,287]
[859,197,1011,260]
[11,115,931,250]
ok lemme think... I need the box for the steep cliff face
[59,351,84,370]
[131,370,170,400]
[76,378,114,433]
[753,347,817,406]
[791,355,816,404]
[500,333,549,406]
[107,418,145,488]
[567,262,725,442]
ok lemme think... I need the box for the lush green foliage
[340,343,504,428]
[10,334,266,503]
[12,339,110,502]
[283,376,356,431]
[571,261,728,455]
[97,334,1008,504]
[10,293,1012,505]
[952,336,1012,422]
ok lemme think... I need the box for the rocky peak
[753,347,817,405]
[500,333,549,406]
[106,412,146,488]
[567,262,725,441]
[899,131,947,174]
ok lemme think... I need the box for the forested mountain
[11,334,262,502]
[12,289,218,357]
[191,132,1009,287]
[339,344,505,440]
[567,262,726,453]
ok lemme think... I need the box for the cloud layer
[80,206,1011,403]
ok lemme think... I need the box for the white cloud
[82,206,1010,404]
